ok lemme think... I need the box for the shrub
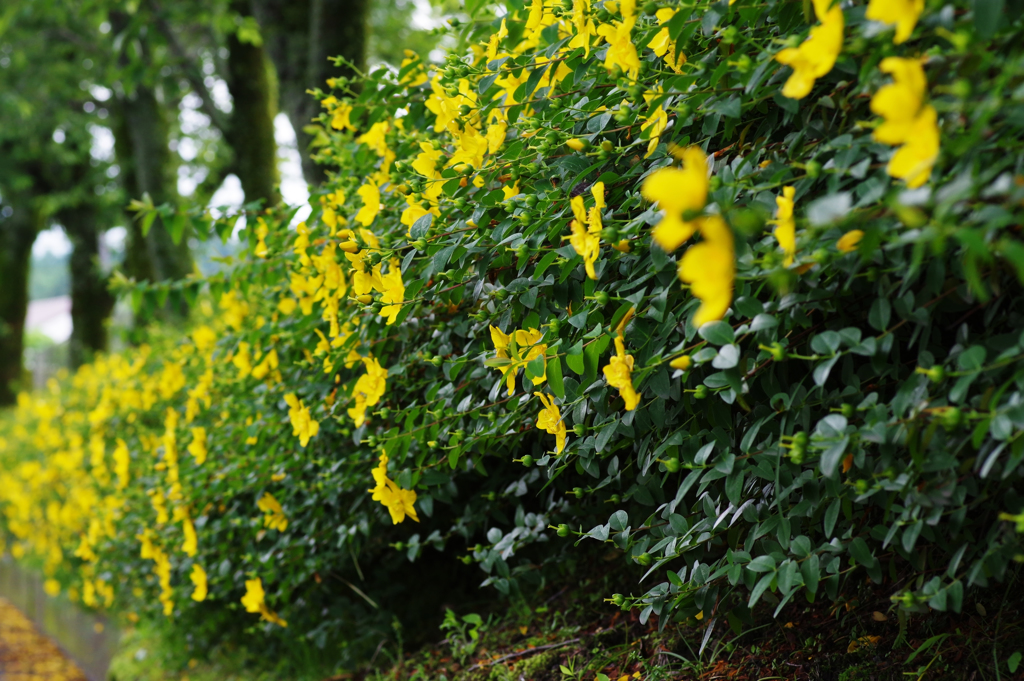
[2,0,1024,666]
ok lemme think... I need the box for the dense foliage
[2,0,1024,668]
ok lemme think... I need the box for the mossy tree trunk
[113,86,193,284]
[253,0,368,186]
[0,204,40,405]
[226,0,282,207]
[61,205,115,369]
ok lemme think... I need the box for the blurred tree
[253,0,368,186]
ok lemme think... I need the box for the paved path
[0,597,87,681]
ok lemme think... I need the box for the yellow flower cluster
[241,577,287,627]
[643,147,735,327]
[870,58,940,188]
[489,326,547,397]
[775,0,844,100]
[567,181,606,280]
[368,452,418,524]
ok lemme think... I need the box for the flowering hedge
[3,0,1024,664]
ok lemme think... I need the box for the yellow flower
[871,57,927,145]
[257,492,289,532]
[870,58,940,188]
[569,0,596,58]
[356,120,390,157]
[775,0,844,100]
[774,186,797,267]
[567,182,605,279]
[596,0,640,79]
[891,111,941,186]
[603,336,640,411]
[192,325,216,353]
[190,564,207,602]
[355,181,381,227]
[379,259,405,326]
[241,577,287,627]
[534,392,567,454]
[323,97,355,131]
[485,18,509,62]
[837,229,864,253]
[113,438,130,489]
[232,341,253,379]
[678,215,735,327]
[368,453,419,524]
[489,326,547,396]
[348,356,388,427]
[640,104,669,159]
[254,217,270,259]
[251,348,279,381]
[412,142,443,178]
[641,147,709,252]
[866,0,923,44]
[284,393,320,447]
[186,428,207,466]
[670,355,691,371]
[181,516,198,557]
[648,9,686,73]
[399,50,429,87]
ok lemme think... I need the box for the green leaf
[410,213,432,240]
[698,321,735,346]
[868,298,891,331]
[747,573,774,609]
[1008,651,1022,674]
[901,519,923,554]
[823,498,840,538]
[848,537,876,569]
[747,555,776,573]
[819,436,849,478]
[140,210,158,238]
[546,357,565,398]
[974,0,1005,38]
[526,354,546,381]
[813,356,839,387]
[168,212,188,244]
[565,341,585,375]
[609,510,628,532]
[957,345,987,372]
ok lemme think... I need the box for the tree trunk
[0,205,39,405]
[61,206,114,369]
[226,0,282,207]
[254,0,368,186]
[114,86,194,284]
